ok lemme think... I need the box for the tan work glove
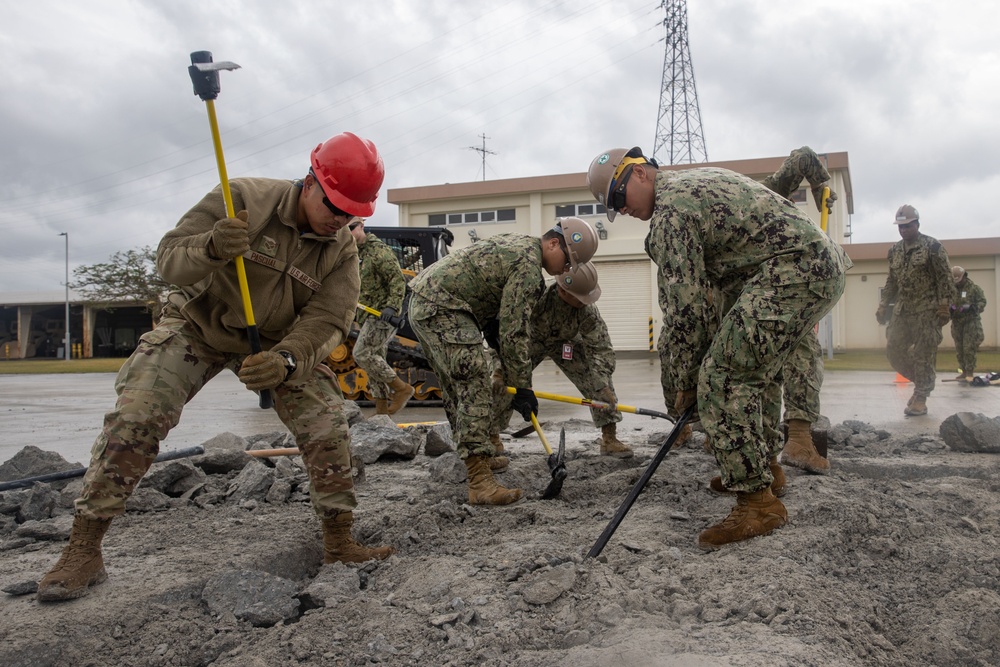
[593,386,618,417]
[810,183,837,214]
[210,210,251,260]
[875,305,888,325]
[937,304,951,327]
[674,388,699,422]
[239,351,287,391]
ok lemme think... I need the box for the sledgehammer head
[188,51,241,101]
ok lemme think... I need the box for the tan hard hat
[557,261,601,304]
[557,217,598,268]
[952,266,966,284]
[894,204,919,225]
[587,147,657,222]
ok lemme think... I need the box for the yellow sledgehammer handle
[505,387,671,421]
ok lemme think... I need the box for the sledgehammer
[188,51,273,410]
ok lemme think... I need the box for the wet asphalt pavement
[1,356,990,466]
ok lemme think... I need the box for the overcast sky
[2,0,997,293]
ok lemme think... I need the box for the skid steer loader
[324,226,454,404]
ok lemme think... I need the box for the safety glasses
[607,156,648,212]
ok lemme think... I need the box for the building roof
[845,237,1000,262]
[388,151,854,213]
[0,290,85,306]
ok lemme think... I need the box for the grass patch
[825,348,1000,373]
[0,358,127,374]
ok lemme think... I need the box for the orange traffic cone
[894,373,909,383]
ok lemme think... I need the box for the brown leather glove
[210,210,251,260]
[238,351,287,391]
[674,389,698,422]
[810,183,837,214]
[937,304,951,327]
[875,305,888,325]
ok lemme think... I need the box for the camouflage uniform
[491,283,621,433]
[951,275,987,376]
[761,146,833,424]
[408,235,545,459]
[77,178,361,521]
[647,168,847,492]
[879,234,954,398]
[352,232,406,400]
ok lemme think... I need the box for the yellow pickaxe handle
[530,412,553,456]
[356,303,404,328]
[820,186,831,233]
[506,387,671,421]
[202,98,271,410]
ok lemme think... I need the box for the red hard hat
[310,133,385,217]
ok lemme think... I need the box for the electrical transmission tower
[652,0,708,165]
[466,133,497,181]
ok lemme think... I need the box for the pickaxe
[506,386,672,421]
[188,51,272,409]
[357,303,405,328]
[530,413,567,499]
[587,405,695,559]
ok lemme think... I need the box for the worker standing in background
[488,261,633,467]
[760,146,839,477]
[587,145,847,550]
[349,217,413,414]
[407,218,598,506]
[949,266,987,382]
[876,205,955,415]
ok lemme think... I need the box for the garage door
[593,260,653,351]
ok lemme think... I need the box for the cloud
[0,0,996,291]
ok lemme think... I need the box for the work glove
[378,307,401,327]
[674,388,699,423]
[937,304,951,327]
[510,387,539,422]
[875,305,888,325]
[481,319,501,352]
[810,183,837,214]
[949,304,958,314]
[238,351,287,392]
[210,210,251,260]
[593,386,618,417]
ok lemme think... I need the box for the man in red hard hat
[37,132,394,602]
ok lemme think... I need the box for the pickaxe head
[541,428,568,499]
[188,51,241,101]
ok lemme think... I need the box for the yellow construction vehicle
[325,226,453,404]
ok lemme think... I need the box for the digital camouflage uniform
[408,235,545,459]
[879,234,954,398]
[647,168,847,492]
[491,283,621,434]
[77,178,361,521]
[352,231,406,400]
[761,146,833,423]
[951,274,987,376]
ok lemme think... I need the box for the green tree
[70,246,169,314]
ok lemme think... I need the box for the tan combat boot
[780,420,830,474]
[904,395,928,416]
[374,399,390,415]
[697,487,787,551]
[322,512,395,564]
[37,515,112,602]
[599,423,634,458]
[465,455,522,506]
[386,376,415,415]
[488,434,509,472]
[710,458,785,497]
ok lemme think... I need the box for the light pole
[59,232,69,361]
